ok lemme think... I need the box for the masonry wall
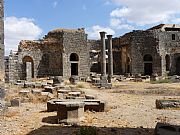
[63,31,90,79]
[158,31,180,75]
[0,0,4,98]
[130,30,162,75]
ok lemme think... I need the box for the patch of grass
[150,79,172,84]
[77,127,97,135]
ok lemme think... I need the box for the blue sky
[4,0,180,55]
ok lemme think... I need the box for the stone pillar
[107,35,113,83]
[0,0,6,115]
[100,32,106,77]
[0,0,4,99]
[26,62,32,81]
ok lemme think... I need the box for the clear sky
[4,0,180,55]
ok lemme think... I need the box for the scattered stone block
[0,101,8,115]
[57,89,70,99]
[154,122,180,135]
[32,89,42,96]
[85,94,96,99]
[44,86,56,94]
[84,100,106,112]
[41,92,54,99]
[34,82,43,88]
[68,92,81,97]
[10,98,21,107]
[156,99,180,109]
[24,82,35,88]
[53,76,63,84]
[56,101,84,124]
[19,90,31,97]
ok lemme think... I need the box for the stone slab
[155,122,180,135]
[156,99,180,109]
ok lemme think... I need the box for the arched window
[165,55,170,71]
[143,54,153,62]
[70,53,79,61]
[22,56,34,79]
[70,53,79,76]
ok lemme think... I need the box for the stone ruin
[5,23,180,86]
[0,0,5,115]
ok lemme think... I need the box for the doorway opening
[144,54,153,75]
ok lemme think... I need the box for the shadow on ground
[26,125,154,135]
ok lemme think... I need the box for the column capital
[107,35,113,39]
[99,31,106,38]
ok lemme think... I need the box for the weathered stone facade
[112,24,180,76]
[7,24,180,83]
[0,0,4,98]
[8,28,90,82]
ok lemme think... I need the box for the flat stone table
[56,101,84,124]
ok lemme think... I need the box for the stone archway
[176,57,180,75]
[22,56,34,80]
[144,54,153,75]
[70,53,79,76]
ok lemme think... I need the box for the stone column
[0,0,4,99]
[26,62,32,81]
[107,35,113,83]
[100,32,106,77]
[0,0,6,115]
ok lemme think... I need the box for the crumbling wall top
[48,28,85,34]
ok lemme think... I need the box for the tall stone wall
[158,31,180,75]
[0,0,4,98]
[63,30,90,79]
[130,30,162,75]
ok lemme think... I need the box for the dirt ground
[0,81,179,135]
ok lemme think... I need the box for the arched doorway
[165,55,170,71]
[70,53,79,76]
[144,54,153,75]
[176,57,180,75]
[22,56,34,80]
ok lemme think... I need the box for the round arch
[70,53,79,61]
[22,56,34,79]
[70,53,79,76]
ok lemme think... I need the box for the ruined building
[8,28,90,83]
[113,24,180,76]
[6,24,180,83]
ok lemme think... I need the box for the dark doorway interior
[144,63,153,75]
[70,53,79,76]
[176,57,180,75]
[71,63,78,76]
[144,54,153,75]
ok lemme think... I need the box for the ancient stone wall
[0,0,4,98]
[62,30,90,79]
[158,30,180,75]
[130,30,162,75]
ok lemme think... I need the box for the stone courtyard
[0,80,180,135]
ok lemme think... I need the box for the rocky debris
[170,75,180,83]
[0,101,8,115]
[53,76,63,84]
[156,99,180,109]
[10,98,21,107]
[44,86,56,94]
[85,94,96,99]
[19,90,31,97]
[32,89,42,96]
